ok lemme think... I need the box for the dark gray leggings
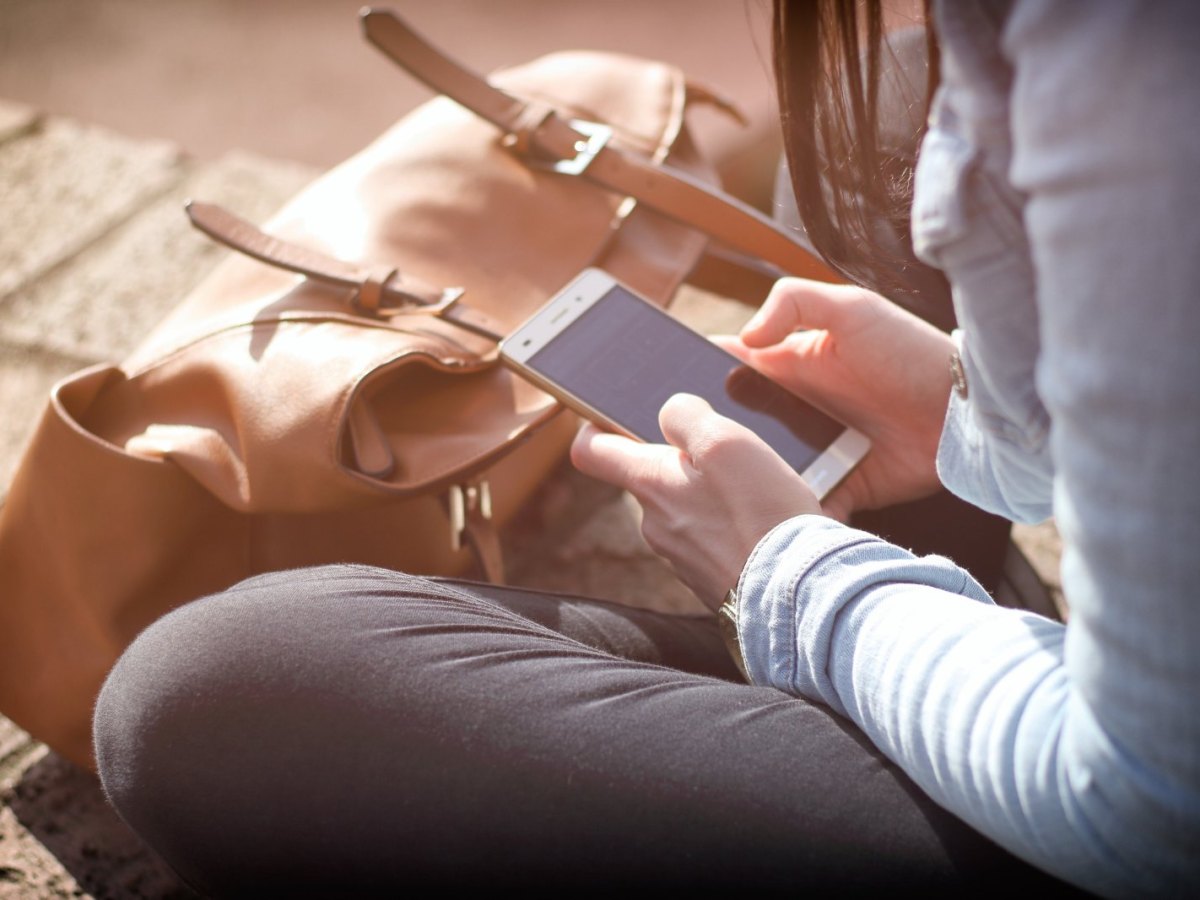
[94,565,1071,896]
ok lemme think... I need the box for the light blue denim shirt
[737,3,1200,896]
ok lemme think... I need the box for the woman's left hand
[570,393,822,611]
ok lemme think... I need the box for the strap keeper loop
[354,266,399,314]
[500,103,556,157]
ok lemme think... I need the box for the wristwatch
[717,588,749,681]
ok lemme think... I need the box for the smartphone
[499,269,870,500]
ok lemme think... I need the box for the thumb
[711,332,826,400]
[658,393,765,470]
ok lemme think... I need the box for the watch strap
[717,588,748,681]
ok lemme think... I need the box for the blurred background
[0,0,782,205]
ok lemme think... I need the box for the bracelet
[717,588,749,681]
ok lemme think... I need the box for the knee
[93,565,517,891]
[93,564,463,800]
[94,564,438,887]
[93,569,342,789]
[93,584,250,825]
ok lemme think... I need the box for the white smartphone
[499,269,870,500]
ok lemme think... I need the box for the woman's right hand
[714,278,957,521]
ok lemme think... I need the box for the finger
[713,332,815,366]
[709,333,749,359]
[713,332,828,401]
[570,423,678,491]
[711,334,797,378]
[740,278,844,348]
[658,393,760,469]
[657,393,714,455]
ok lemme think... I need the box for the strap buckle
[550,120,613,176]
[504,117,612,176]
[392,286,465,316]
[448,480,493,553]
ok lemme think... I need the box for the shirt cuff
[937,336,1054,524]
[736,514,993,714]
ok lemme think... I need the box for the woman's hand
[571,393,821,611]
[715,278,956,520]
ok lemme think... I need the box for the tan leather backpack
[0,10,833,769]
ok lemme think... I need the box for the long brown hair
[773,0,945,309]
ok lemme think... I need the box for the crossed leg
[94,564,1061,896]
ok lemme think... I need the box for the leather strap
[360,9,841,284]
[445,481,506,584]
[463,513,506,585]
[186,202,507,341]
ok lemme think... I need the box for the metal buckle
[449,481,493,552]
[427,287,466,313]
[375,285,465,317]
[550,120,613,176]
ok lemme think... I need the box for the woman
[95,2,1199,896]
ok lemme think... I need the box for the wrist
[921,328,959,416]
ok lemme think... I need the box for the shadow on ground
[5,754,194,899]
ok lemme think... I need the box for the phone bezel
[500,269,870,501]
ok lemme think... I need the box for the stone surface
[506,465,706,615]
[672,283,757,335]
[0,747,76,900]
[0,720,29,772]
[0,806,83,900]
[0,344,85,501]
[0,750,193,900]
[0,151,314,362]
[0,119,182,301]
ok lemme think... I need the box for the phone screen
[523,282,845,473]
